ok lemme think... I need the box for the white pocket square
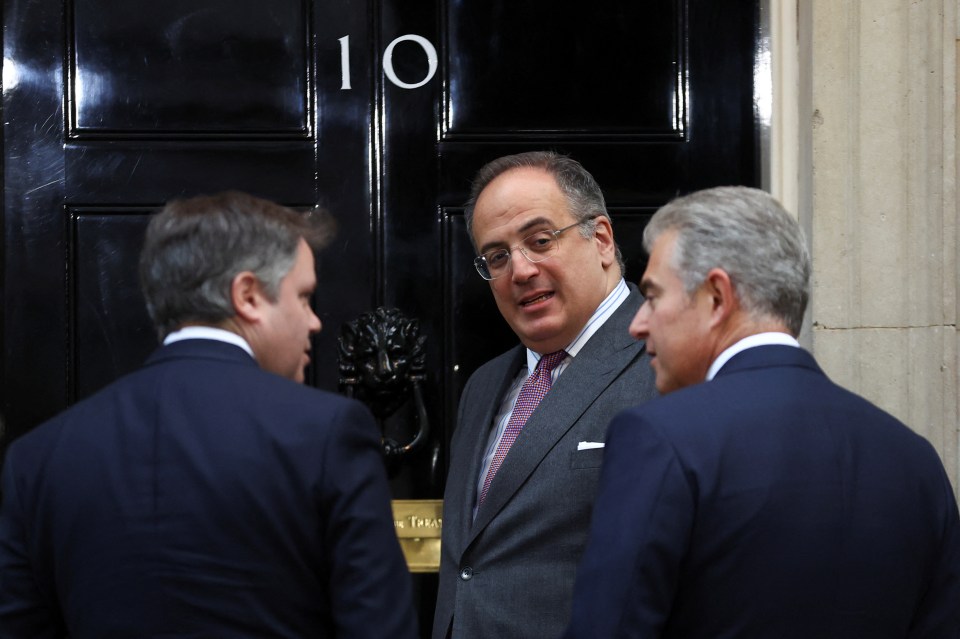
[577,441,605,451]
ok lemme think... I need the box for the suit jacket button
[459,567,473,580]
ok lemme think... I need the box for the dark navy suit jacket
[566,345,960,639]
[0,339,418,638]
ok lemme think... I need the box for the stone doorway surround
[767,0,959,496]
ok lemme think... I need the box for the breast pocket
[569,448,604,469]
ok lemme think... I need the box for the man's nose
[308,308,322,334]
[509,248,539,281]
[628,301,650,341]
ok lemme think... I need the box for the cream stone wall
[774,0,959,495]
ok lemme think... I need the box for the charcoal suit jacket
[433,288,657,639]
[0,338,418,639]
[565,345,960,639]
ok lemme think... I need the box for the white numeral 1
[339,35,351,90]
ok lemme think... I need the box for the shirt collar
[163,326,255,359]
[706,332,800,380]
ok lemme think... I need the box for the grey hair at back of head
[644,186,810,336]
[464,150,624,272]
[139,191,335,339]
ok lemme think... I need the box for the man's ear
[231,271,268,324]
[593,216,617,267]
[702,268,738,328]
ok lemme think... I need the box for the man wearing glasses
[433,151,657,639]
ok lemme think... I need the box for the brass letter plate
[391,499,443,573]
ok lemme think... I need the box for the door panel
[71,210,154,400]
[444,0,682,138]
[70,0,311,137]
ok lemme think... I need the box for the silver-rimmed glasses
[473,218,594,280]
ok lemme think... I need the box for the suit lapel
[469,290,645,538]
[449,347,526,547]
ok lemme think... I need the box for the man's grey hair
[464,151,625,273]
[644,186,810,336]
[139,191,335,339]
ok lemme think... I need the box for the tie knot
[536,350,567,374]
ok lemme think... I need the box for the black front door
[2,0,760,634]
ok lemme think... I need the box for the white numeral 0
[383,34,438,89]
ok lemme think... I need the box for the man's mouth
[520,292,553,307]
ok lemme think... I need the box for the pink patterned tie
[478,350,567,505]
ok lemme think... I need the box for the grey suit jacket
[433,288,657,639]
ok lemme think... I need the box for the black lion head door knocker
[337,307,431,478]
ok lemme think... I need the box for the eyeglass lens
[476,230,559,279]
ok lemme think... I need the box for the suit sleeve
[564,409,694,639]
[0,448,65,638]
[317,400,419,639]
[908,461,960,637]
